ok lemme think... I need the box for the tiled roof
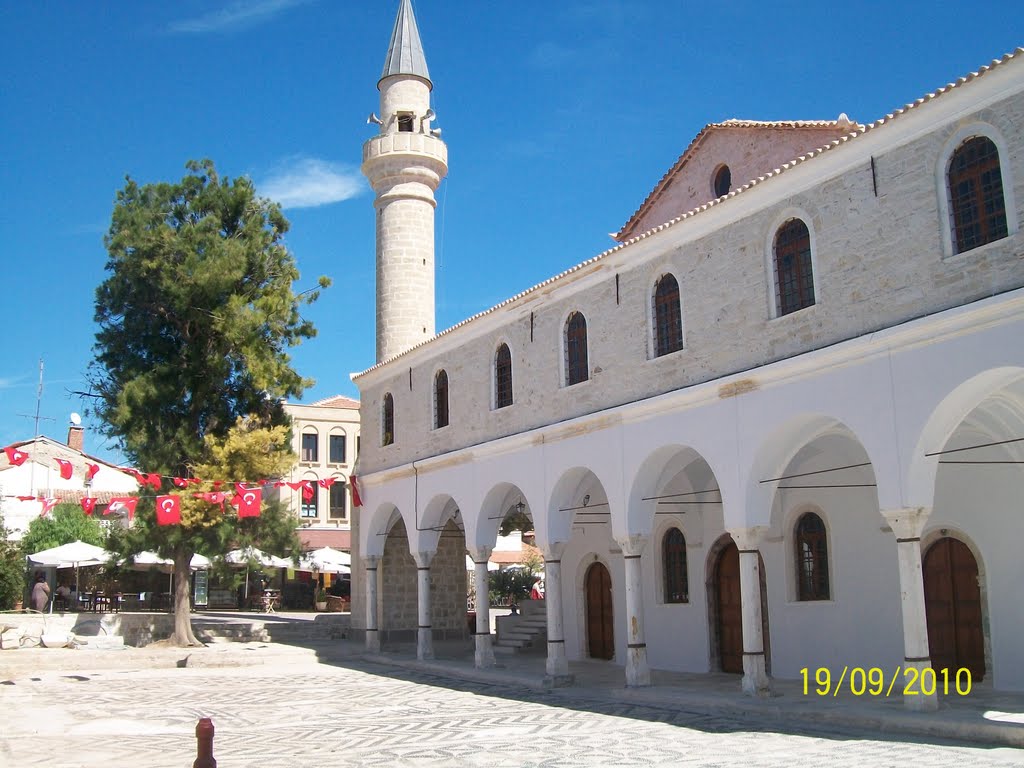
[354,48,1023,380]
[0,435,127,471]
[615,116,863,241]
[310,395,361,409]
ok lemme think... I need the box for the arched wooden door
[585,562,614,660]
[924,537,985,680]
[715,542,743,674]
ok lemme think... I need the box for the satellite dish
[69,412,82,426]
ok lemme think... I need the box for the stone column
[364,555,380,653]
[413,551,434,660]
[542,543,573,686]
[617,535,651,687]
[728,526,771,697]
[469,545,496,668]
[881,507,938,712]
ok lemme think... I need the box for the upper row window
[565,311,589,386]
[773,218,815,317]
[301,432,318,462]
[948,135,1008,254]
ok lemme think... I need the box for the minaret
[363,0,448,363]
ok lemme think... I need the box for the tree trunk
[172,546,201,646]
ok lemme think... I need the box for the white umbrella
[27,540,109,568]
[298,546,351,574]
[127,552,212,572]
[224,547,291,569]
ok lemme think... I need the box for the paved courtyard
[1,643,1021,768]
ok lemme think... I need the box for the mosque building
[349,0,1024,709]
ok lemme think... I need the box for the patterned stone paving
[1,657,1021,767]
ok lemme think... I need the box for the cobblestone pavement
[1,650,1021,768]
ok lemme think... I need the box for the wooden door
[716,542,743,674]
[924,537,985,680]
[585,562,614,660]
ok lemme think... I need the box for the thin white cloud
[260,157,364,209]
[169,0,310,34]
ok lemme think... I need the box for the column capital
[727,525,769,550]
[467,545,493,563]
[542,541,567,561]
[363,555,380,569]
[881,507,932,540]
[615,534,649,558]
[413,550,435,569]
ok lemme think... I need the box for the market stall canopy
[27,540,109,568]
[224,547,292,569]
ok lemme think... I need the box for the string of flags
[3,444,363,525]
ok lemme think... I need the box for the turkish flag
[124,468,144,483]
[232,488,262,518]
[86,463,100,481]
[350,475,362,508]
[107,496,138,521]
[144,473,162,489]
[81,497,97,515]
[155,495,182,525]
[286,481,305,491]
[301,483,314,502]
[4,446,28,466]
[318,478,337,489]
[40,497,58,516]
[273,481,286,488]
[55,458,73,480]
[172,477,189,489]
[16,495,36,501]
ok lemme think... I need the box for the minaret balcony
[363,131,448,168]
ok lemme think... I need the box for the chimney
[67,426,84,453]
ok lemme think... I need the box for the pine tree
[91,159,329,645]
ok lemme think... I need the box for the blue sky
[1,0,1021,464]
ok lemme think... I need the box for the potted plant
[314,585,328,612]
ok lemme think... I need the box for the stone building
[280,396,360,553]
[350,1,1024,709]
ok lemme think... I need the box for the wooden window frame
[948,136,1008,254]
[773,218,815,316]
[328,482,347,520]
[328,433,346,464]
[494,343,513,409]
[795,512,830,601]
[300,432,318,463]
[564,311,589,386]
[663,527,689,604]
[653,274,683,357]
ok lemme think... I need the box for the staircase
[493,599,547,656]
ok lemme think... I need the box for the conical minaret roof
[380,0,431,89]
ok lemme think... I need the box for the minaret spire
[363,1,448,363]
[380,0,431,87]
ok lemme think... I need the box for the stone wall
[381,519,417,641]
[430,519,467,638]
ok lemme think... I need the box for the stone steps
[494,600,547,655]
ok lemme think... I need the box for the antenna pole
[34,358,44,436]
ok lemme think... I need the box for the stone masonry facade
[356,88,1024,473]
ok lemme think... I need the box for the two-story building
[348,1,1024,708]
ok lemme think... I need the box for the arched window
[564,311,589,386]
[494,343,513,409]
[328,481,347,520]
[714,165,731,198]
[948,136,1008,253]
[653,274,683,357]
[434,370,449,429]
[773,218,815,316]
[663,528,688,603]
[382,393,394,446]
[795,512,829,601]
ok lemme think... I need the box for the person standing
[31,573,50,612]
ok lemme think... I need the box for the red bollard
[194,717,216,768]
